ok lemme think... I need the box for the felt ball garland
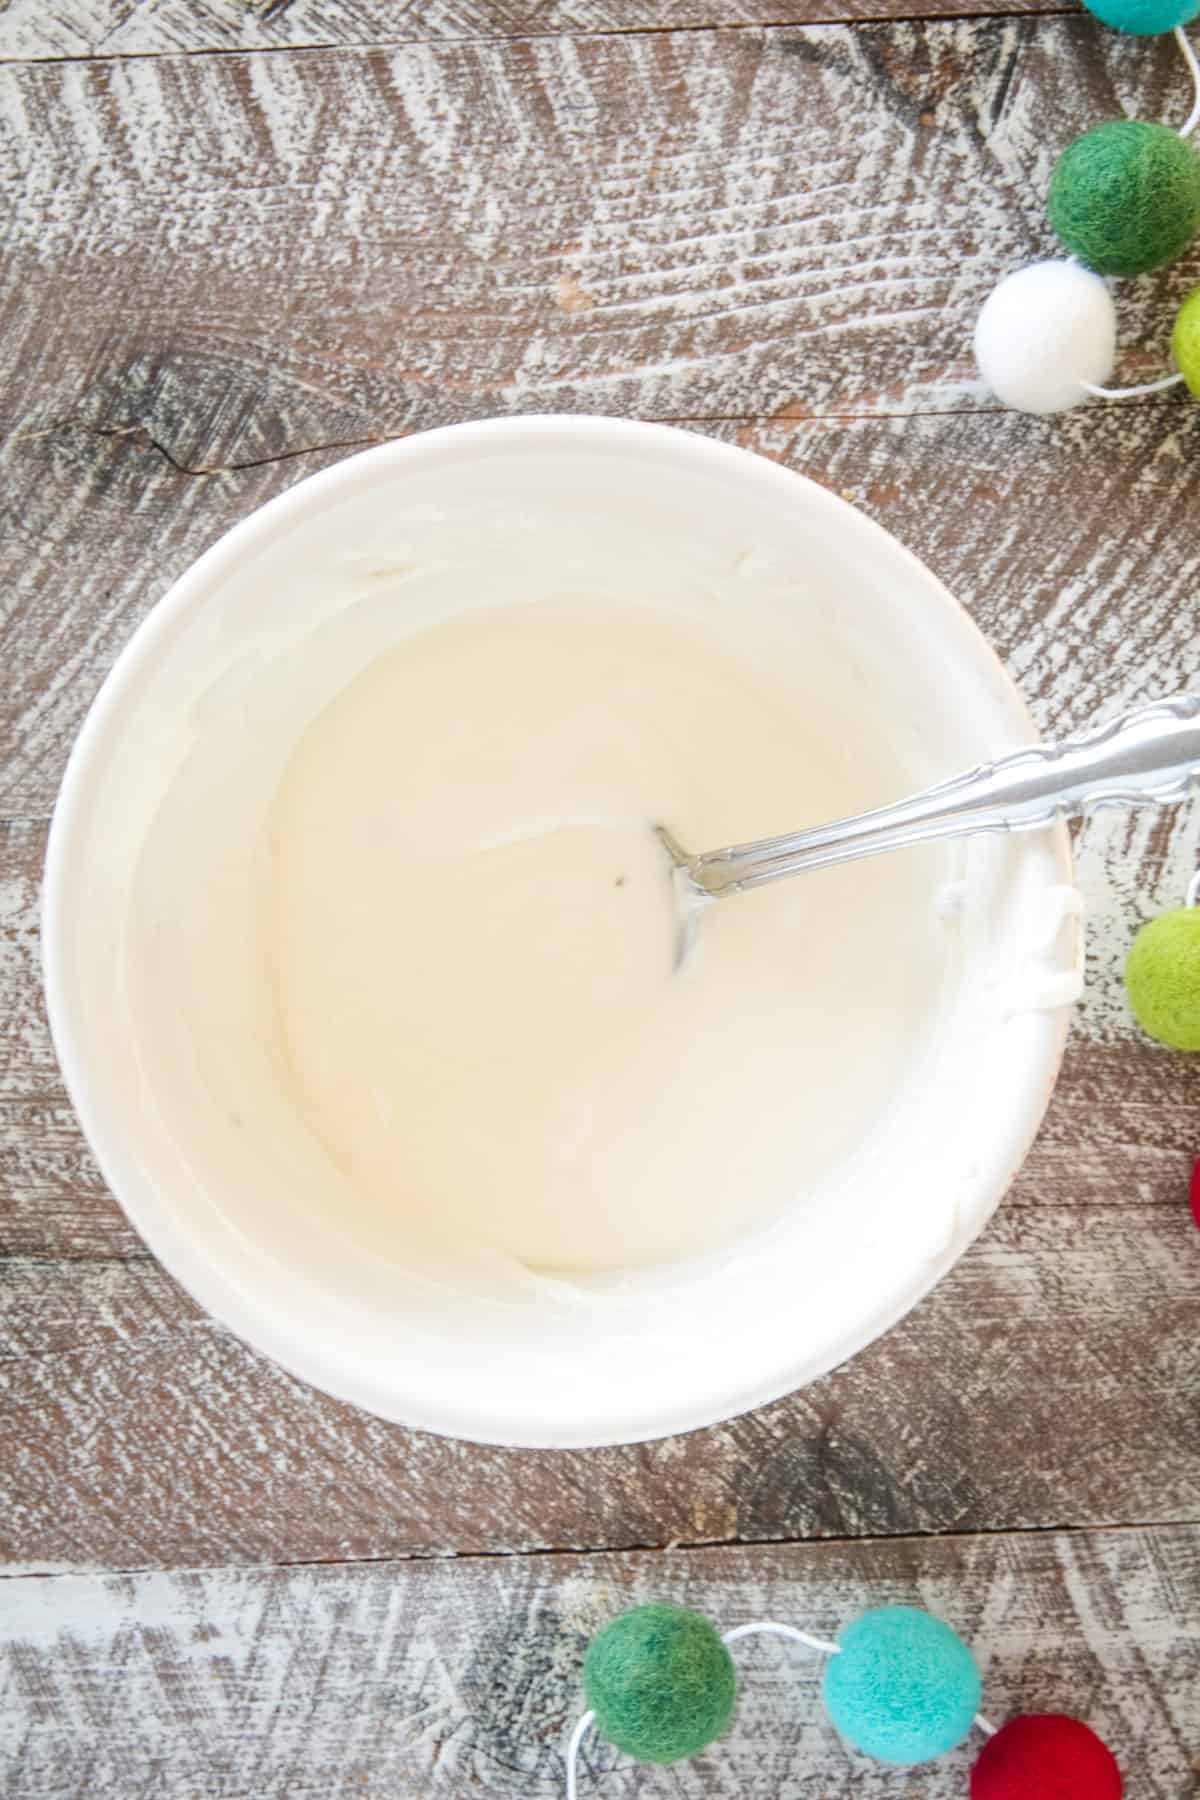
[973,20,1200,411]
[565,1604,1122,1797]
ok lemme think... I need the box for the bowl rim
[41,414,1073,1447]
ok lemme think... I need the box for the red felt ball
[971,1715,1121,1800]
[1190,1156,1200,1231]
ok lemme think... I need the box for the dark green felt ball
[1047,119,1200,275]
[583,1603,736,1764]
[1125,907,1200,1049]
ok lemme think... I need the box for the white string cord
[1176,24,1200,137]
[565,1711,596,1800]
[1186,868,1200,908]
[975,1713,998,1736]
[1082,370,1186,397]
[721,1620,842,1655]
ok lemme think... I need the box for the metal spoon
[660,692,1200,963]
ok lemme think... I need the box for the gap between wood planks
[0,8,1087,71]
[1,1513,1197,1581]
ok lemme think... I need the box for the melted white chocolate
[261,597,937,1272]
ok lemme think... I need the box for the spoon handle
[687,692,1200,898]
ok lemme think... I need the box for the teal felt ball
[583,1603,737,1764]
[1125,907,1200,1048]
[822,1605,981,1764]
[1047,120,1200,274]
[1082,0,1199,32]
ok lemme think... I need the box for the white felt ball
[973,261,1116,415]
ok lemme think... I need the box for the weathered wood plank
[2,1527,1196,1796]
[6,406,1200,815]
[4,405,1200,1258]
[1,822,58,1106]
[6,797,1200,1254]
[2,1197,1196,1566]
[0,1102,125,1258]
[0,436,358,816]
[0,0,1084,64]
[2,20,1195,458]
[4,414,1196,1564]
[5,10,1200,1569]
[6,987,1198,1256]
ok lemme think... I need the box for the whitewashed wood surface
[0,0,1077,62]
[4,17,1199,454]
[1,3,1199,1796]
[4,1531,1198,1796]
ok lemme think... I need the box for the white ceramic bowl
[43,417,1078,1447]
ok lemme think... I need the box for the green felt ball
[1125,908,1200,1049]
[1047,119,1200,275]
[1171,285,1200,395]
[583,1603,736,1764]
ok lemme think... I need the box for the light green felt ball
[1171,285,1200,395]
[1125,908,1200,1049]
[1047,119,1200,275]
[583,1603,736,1764]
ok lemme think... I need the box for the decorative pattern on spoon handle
[685,693,1200,897]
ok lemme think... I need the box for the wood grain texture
[3,1195,1198,1566]
[5,407,1200,1251]
[2,1527,1197,1796]
[6,406,1200,813]
[5,794,1200,1257]
[2,7,1197,1791]
[5,406,1200,945]
[0,0,1083,64]
[2,19,1197,458]
[3,407,1199,1567]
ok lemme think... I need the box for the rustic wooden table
[2,1,1199,1795]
